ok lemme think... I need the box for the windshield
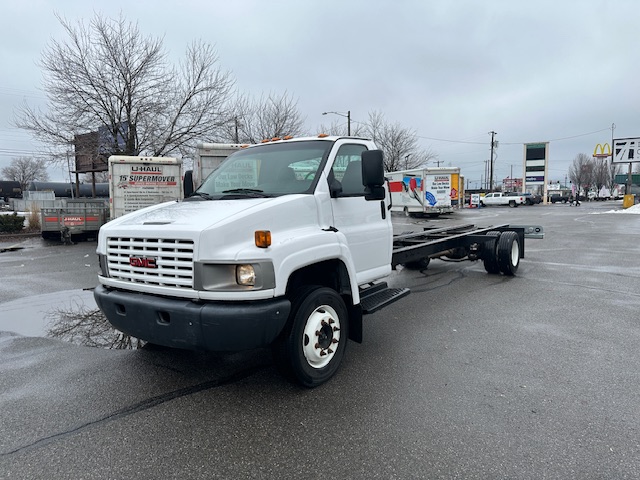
[193,140,333,199]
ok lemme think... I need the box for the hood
[111,198,275,230]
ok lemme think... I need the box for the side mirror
[362,150,386,201]
[183,170,194,198]
[362,150,385,186]
[365,185,386,201]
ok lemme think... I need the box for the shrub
[27,206,41,232]
[0,213,25,233]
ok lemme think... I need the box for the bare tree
[82,171,109,183]
[219,91,306,144]
[46,303,143,349]
[1,157,50,190]
[568,153,593,198]
[362,111,437,172]
[15,12,235,164]
[317,118,365,137]
[591,157,609,198]
[608,160,623,195]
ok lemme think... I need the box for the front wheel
[272,286,349,388]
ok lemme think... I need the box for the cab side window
[332,144,367,196]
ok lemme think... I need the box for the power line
[498,128,613,145]
[417,126,612,146]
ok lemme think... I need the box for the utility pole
[483,160,488,189]
[489,131,497,191]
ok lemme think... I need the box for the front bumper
[94,285,291,351]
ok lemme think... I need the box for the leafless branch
[46,301,144,349]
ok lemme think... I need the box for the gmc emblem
[129,256,157,268]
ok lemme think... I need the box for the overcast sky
[1,0,638,187]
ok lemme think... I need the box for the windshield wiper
[221,188,265,194]
[189,191,215,200]
[221,188,269,198]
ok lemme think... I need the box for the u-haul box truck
[388,166,461,217]
[193,143,246,190]
[108,156,183,219]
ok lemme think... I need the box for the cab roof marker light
[317,133,329,138]
[283,135,293,140]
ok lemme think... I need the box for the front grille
[106,237,195,288]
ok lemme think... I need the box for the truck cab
[94,136,395,387]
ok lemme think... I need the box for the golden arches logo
[593,143,611,157]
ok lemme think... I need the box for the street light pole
[489,131,497,191]
[322,110,351,136]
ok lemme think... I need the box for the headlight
[236,264,256,286]
[194,262,275,291]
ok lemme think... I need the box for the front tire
[272,286,349,388]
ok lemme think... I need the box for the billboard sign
[613,137,640,164]
[523,142,548,188]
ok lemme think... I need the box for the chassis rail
[391,223,543,268]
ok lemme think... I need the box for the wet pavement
[0,235,99,337]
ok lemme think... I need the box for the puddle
[0,289,96,337]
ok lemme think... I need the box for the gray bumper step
[360,282,410,314]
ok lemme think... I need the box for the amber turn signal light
[255,230,271,248]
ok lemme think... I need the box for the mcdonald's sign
[593,143,611,158]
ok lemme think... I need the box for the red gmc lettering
[129,257,157,268]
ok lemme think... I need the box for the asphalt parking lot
[1,201,639,479]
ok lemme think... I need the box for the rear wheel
[403,257,431,270]
[508,200,516,207]
[272,286,348,388]
[497,231,520,275]
[482,231,501,274]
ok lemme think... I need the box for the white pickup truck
[480,192,525,207]
[94,136,541,387]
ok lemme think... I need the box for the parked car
[548,193,570,203]
[519,192,542,205]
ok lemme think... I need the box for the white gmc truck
[94,136,541,387]
[480,192,525,207]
